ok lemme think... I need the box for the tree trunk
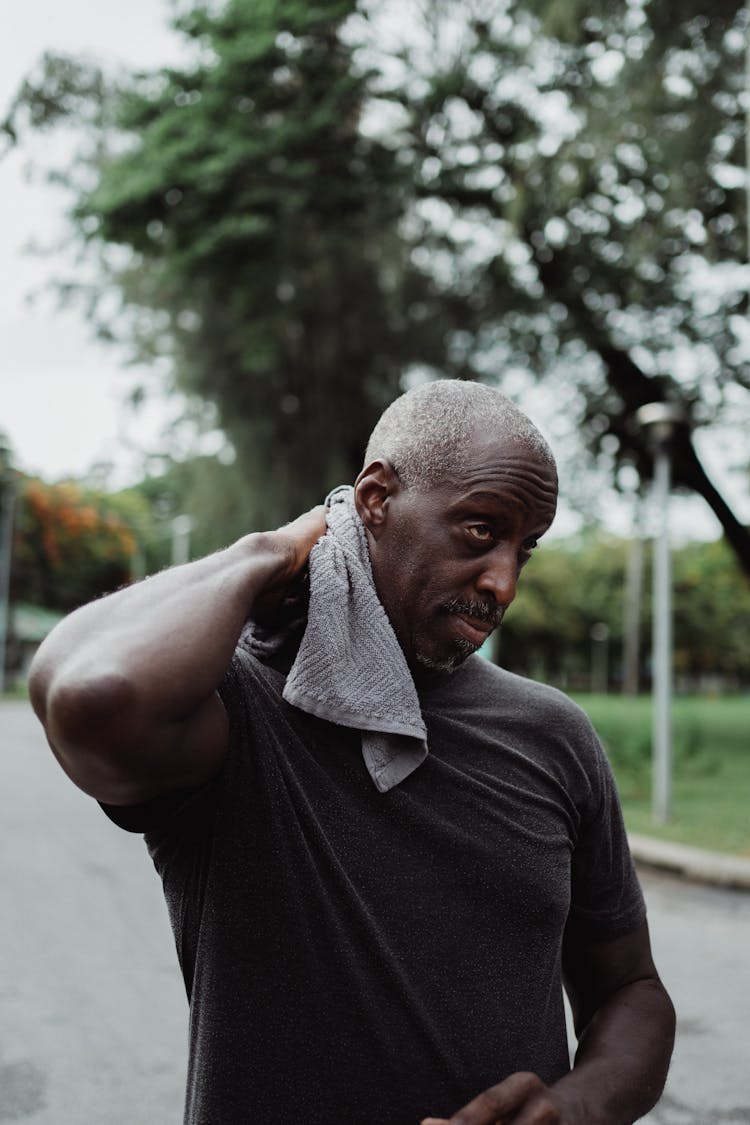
[529,245,750,580]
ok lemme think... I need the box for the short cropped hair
[364,379,555,489]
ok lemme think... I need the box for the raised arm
[29,507,326,807]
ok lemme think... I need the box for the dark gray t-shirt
[105,648,645,1125]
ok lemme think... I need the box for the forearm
[28,525,308,798]
[31,532,279,724]
[553,977,676,1125]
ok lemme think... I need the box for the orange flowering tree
[11,477,140,612]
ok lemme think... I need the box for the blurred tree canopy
[11,464,750,687]
[3,0,451,527]
[500,531,750,688]
[11,477,140,612]
[381,0,750,571]
[3,0,750,568]
[125,453,256,567]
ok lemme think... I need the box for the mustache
[442,598,505,629]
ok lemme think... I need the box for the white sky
[1,0,748,543]
[1,0,190,486]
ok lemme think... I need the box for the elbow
[30,641,163,804]
[35,661,138,764]
[28,642,54,723]
[36,667,147,802]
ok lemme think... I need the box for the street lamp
[0,443,16,696]
[171,514,194,567]
[635,402,685,824]
[590,622,610,694]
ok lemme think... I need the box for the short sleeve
[99,785,211,834]
[97,643,273,836]
[566,730,646,943]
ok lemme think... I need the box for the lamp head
[635,402,685,446]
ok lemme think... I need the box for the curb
[628,833,750,892]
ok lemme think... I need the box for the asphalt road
[2,699,749,1124]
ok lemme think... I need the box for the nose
[475,546,519,608]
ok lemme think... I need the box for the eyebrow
[447,492,556,536]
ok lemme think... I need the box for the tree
[498,531,630,688]
[375,0,750,573]
[5,0,750,567]
[498,529,750,690]
[11,477,139,612]
[123,452,260,567]
[672,537,750,684]
[3,0,450,527]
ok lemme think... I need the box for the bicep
[562,920,660,1035]
[44,680,230,806]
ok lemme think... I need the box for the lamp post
[746,0,750,299]
[171,514,194,567]
[590,622,610,694]
[635,402,684,824]
[0,443,16,696]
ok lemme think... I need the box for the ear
[354,459,400,539]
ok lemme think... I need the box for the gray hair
[364,379,555,489]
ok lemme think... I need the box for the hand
[269,505,328,582]
[421,1072,574,1125]
[250,505,328,619]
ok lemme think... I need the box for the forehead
[427,431,558,523]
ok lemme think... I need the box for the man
[30,381,674,1124]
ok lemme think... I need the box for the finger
[275,505,327,575]
[280,504,327,543]
[441,1072,545,1124]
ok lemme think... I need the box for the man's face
[359,429,558,674]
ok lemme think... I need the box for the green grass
[1,681,30,702]
[571,694,750,857]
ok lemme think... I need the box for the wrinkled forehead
[438,427,558,498]
[403,446,555,543]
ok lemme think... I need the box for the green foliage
[122,453,257,570]
[4,0,750,572]
[11,477,140,612]
[500,529,750,688]
[5,0,453,526]
[499,531,629,684]
[673,537,750,679]
[385,0,750,572]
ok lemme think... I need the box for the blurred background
[3,0,750,849]
[1,2,749,1120]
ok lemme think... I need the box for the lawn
[572,694,750,857]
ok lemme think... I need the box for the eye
[467,523,494,542]
[517,539,539,568]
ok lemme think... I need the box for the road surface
[2,699,749,1123]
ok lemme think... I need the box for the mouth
[450,612,497,648]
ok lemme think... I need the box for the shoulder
[217,642,290,729]
[430,657,609,797]
[455,656,596,734]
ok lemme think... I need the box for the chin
[413,638,477,674]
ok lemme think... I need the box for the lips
[451,613,495,648]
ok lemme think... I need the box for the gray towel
[244,486,428,792]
